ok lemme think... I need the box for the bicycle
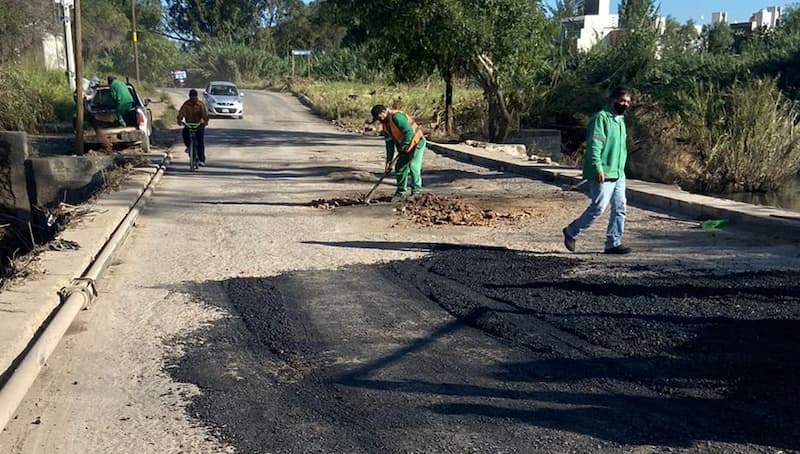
[184,122,202,171]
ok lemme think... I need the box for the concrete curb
[427,141,800,236]
[0,150,172,431]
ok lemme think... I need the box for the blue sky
[543,1,795,24]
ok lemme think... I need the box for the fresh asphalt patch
[166,247,800,453]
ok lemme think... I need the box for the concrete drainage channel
[0,149,172,432]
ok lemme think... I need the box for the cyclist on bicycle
[176,89,210,166]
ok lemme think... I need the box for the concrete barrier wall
[0,131,117,227]
[27,156,116,207]
[0,132,32,224]
[505,129,562,160]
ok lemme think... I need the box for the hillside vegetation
[1,0,799,194]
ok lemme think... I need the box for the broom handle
[364,153,401,202]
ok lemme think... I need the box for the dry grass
[287,80,485,139]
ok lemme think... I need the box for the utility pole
[57,0,76,91]
[74,0,84,154]
[131,0,140,81]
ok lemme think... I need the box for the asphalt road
[1,88,798,454]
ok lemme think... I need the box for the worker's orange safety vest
[385,111,424,153]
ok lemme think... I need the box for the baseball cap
[367,104,386,124]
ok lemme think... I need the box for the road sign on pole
[290,50,312,78]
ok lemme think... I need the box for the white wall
[576,14,619,51]
[42,33,66,71]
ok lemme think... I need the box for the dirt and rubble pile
[399,193,532,226]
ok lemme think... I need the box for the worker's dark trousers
[182,125,206,162]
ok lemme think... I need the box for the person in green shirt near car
[107,76,133,127]
[369,104,427,201]
[563,86,634,255]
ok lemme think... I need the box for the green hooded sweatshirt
[109,79,133,108]
[582,108,627,180]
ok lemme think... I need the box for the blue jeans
[565,177,627,249]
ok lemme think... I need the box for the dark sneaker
[562,228,576,252]
[184,147,189,154]
[391,194,406,203]
[604,245,631,255]
[198,161,206,167]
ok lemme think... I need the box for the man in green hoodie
[563,86,633,255]
[369,104,427,201]
[108,76,133,127]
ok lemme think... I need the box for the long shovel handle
[364,154,401,203]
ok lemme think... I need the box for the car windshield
[209,86,238,96]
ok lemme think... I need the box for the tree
[0,0,60,63]
[658,17,701,60]
[165,0,261,40]
[618,0,659,30]
[549,0,585,20]
[272,1,346,55]
[330,0,552,141]
[706,21,734,54]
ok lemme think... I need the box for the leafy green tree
[549,0,585,19]
[658,17,701,60]
[81,1,132,65]
[706,21,734,54]
[165,0,261,40]
[272,1,346,55]
[0,0,60,63]
[618,0,659,30]
[331,0,552,141]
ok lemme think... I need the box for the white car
[203,81,244,119]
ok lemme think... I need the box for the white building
[562,0,620,51]
[711,12,728,25]
[751,6,782,29]
[709,6,782,32]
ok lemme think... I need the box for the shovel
[363,154,401,203]
[562,179,588,191]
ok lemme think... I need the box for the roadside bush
[624,100,703,187]
[686,78,800,192]
[307,46,380,82]
[194,40,288,85]
[0,66,56,132]
[92,33,189,86]
[630,78,800,193]
[22,64,74,122]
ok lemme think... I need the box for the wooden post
[291,53,295,78]
[131,0,140,81]
[74,0,84,154]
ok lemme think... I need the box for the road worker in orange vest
[369,104,427,201]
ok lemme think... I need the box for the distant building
[751,6,782,28]
[711,12,728,25]
[709,5,782,34]
[561,0,620,51]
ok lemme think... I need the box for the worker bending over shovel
[369,104,427,201]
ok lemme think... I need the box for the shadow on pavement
[166,246,800,452]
